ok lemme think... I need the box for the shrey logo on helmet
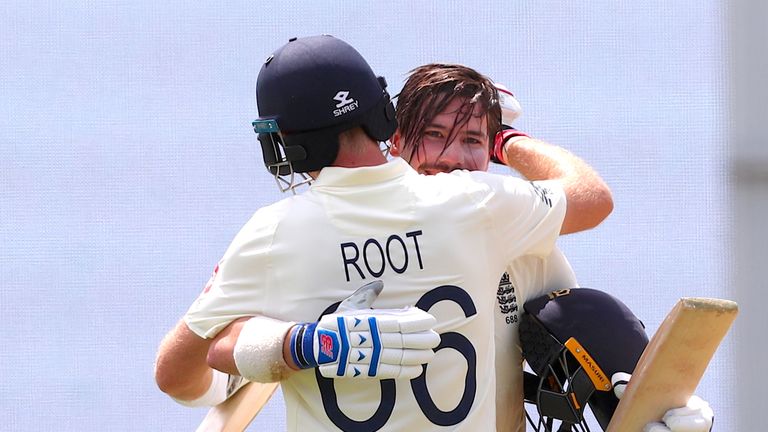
[333,90,359,117]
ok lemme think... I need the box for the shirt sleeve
[183,209,280,339]
[466,171,567,266]
[541,247,579,291]
[504,247,578,308]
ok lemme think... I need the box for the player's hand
[611,371,631,399]
[642,395,714,432]
[491,127,531,165]
[289,281,440,380]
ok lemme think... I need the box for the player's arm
[156,319,250,407]
[491,85,613,235]
[206,281,440,382]
[155,319,215,401]
[206,316,294,375]
[494,133,613,235]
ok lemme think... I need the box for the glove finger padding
[323,306,436,333]
[336,346,433,366]
[367,307,437,333]
[378,347,436,365]
[643,395,713,432]
[663,414,712,432]
[319,363,425,380]
[389,331,442,349]
[643,422,672,432]
[661,395,713,432]
[611,371,632,399]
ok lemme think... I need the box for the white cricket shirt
[494,248,578,432]
[185,158,566,431]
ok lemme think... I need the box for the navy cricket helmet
[519,288,649,431]
[253,35,396,177]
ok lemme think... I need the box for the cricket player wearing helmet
[156,35,613,431]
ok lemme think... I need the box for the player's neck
[333,146,387,168]
[332,130,388,168]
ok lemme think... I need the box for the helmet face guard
[252,118,312,193]
[521,319,608,431]
[519,288,649,431]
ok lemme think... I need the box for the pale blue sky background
[0,1,731,430]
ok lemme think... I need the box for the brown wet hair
[395,63,502,159]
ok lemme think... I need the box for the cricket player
[391,63,714,432]
[155,35,614,431]
[390,63,579,432]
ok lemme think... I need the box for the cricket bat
[196,382,279,432]
[606,297,738,432]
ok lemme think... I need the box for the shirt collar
[311,158,412,188]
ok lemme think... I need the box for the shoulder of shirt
[447,169,526,184]
[249,195,300,220]
[435,169,531,197]
[231,195,308,243]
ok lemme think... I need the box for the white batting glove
[612,371,632,399]
[288,281,440,380]
[495,83,523,126]
[643,395,714,432]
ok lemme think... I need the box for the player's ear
[390,131,402,157]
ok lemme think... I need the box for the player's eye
[424,130,444,139]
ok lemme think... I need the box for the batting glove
[491,83,529,165]
[495,83,523,126]
[289,281,439,380]
[643,395,714,432]
[491,127,531,165]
